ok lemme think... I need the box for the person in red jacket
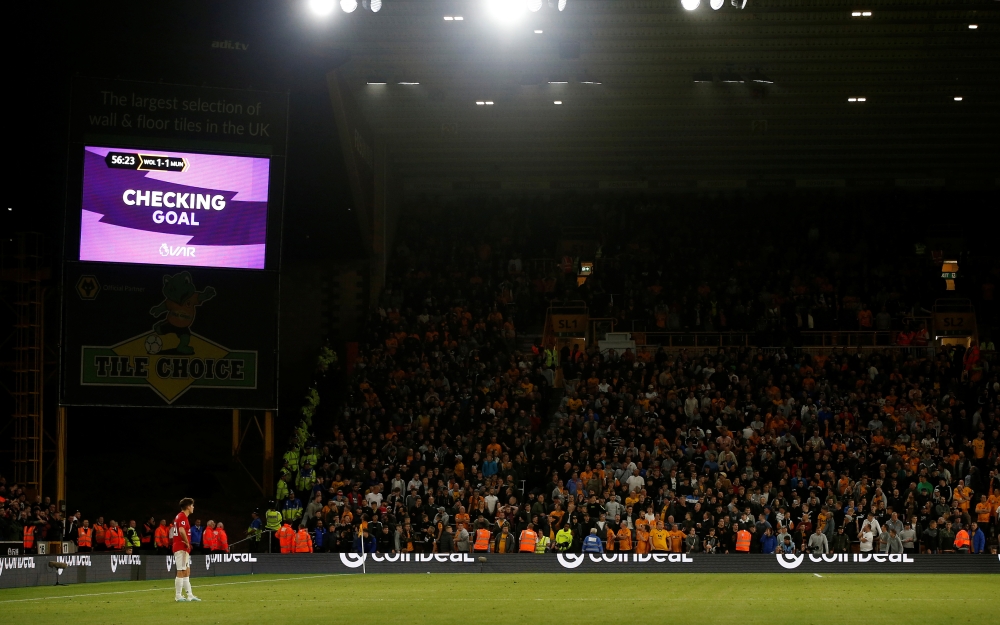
[215,522,230,553]
[202,520,217,554]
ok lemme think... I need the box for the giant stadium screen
[79,146,271,269]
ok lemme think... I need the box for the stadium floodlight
[534,29,543,33]
[558,0,568,11]
[968,24,977,29]
[731,0,747,7]
[309,0,336,16]
[553,100,563,105]
[341,0,358,13]
[370,0,382,12]
[711,0,724,9]
[953,96,963,101]
[681,0,700,9]
[528,0,543,11]
[398,82,420,85]
[487,0,528,23]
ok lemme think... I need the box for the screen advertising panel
[80,146,270,269]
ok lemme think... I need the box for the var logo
[160,244,196,257]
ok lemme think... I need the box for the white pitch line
[0,574,346,604]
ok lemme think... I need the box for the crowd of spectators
[0,480,232,555]
[268,206,1000,556]
[3,202,998,558]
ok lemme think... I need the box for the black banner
[2,553,997,589]
[61,263,277,409]
[71,77,288,152]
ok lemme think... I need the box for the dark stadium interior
[1,0,998,565]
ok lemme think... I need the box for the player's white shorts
[173,550,190,571]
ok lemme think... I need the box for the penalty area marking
[0,574,347,604]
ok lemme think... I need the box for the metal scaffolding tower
[11,232,45,496]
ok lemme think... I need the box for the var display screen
[79,146,270,269]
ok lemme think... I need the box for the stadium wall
[1,554,998,588]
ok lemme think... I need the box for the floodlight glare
[711,0,724,9]
[682,0,700,9]
[487,0,528,22]
[953,96,963,101]
[370,0,382,12]
[309,0,336,16]
[340,0,358,13]
[558,0,567,11]
[528,0,543,11]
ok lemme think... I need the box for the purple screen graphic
[80,146,270,269]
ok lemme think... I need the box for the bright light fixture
[548,81,568,84]
[581,81,601,85]
[534,29,543,34]
[848,97,866,102]
[340,0,358,13]
[476,101,485,105]
[558,0,567,11]
[711,0,724,9]
[370,0,382,12]
[398,82,419,85]
[309,0,336,16]
[554,100,562,105]
[968,24,977,29]
[851,11,861,16]
[862,11,871,16]
[487,0,528,22]
[444,16,453,20]
[367,81,387,85]
[954,97,963,101]
[455,16,464,20]
[528,0,543,11]
[486,101,494,105]
[681,0,700,9]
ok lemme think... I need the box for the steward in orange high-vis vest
[154,521,171,553]
[735,529,752,552]
[953,528,971,552]
[23,525,36,550]
[473,526,491,552]
[202,522,218,553]
[77,525,93,551]
[92,521,107,551]
[216,524,230,553]
[277,523,295,554]
[519,526,537,553]
[294,528,313,553]
[106,523,125,551]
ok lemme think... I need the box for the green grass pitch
[2,573,996,624]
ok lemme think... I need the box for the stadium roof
[315,0,999,194]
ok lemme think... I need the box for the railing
[631,332,753,348]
